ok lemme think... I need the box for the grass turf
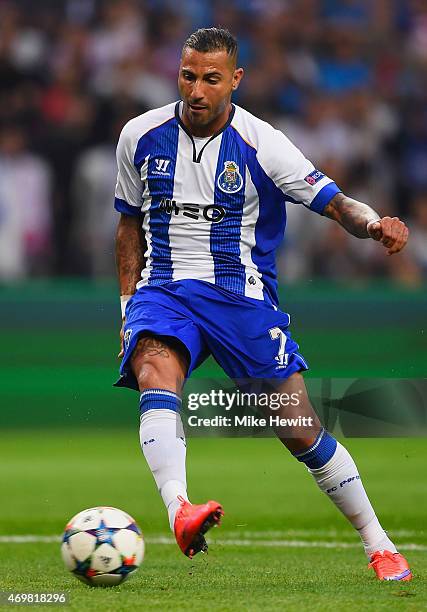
[0,431,426,610]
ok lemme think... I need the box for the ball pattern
[61,507,144,586]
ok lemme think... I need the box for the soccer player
[114,28,411,580]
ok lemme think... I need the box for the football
[61,506,144,586]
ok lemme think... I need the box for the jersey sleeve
[260,127,341,215]
[114,121,143,217]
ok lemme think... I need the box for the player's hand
[118,318,125,359]
[367,216,409,256]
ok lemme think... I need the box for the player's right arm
[116,214,146,296]
[115,214,146,358]
[113,118,146,357]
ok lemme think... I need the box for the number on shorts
[269,327,289,367]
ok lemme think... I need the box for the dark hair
[183,27,237,61]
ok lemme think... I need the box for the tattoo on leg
[134,337,170,359]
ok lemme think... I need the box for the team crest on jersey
[217,161,243,194]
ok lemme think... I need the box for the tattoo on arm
[115,214,146,295]
[323,192,380,238]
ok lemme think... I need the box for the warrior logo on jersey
[152,158,171,175]
[217,161,243,194]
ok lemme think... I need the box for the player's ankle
[161,481,189,531]
[362,534,397,558]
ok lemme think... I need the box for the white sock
[139,408,189,531]
[308,441,397,557]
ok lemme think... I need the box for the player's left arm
[323,192,409,256]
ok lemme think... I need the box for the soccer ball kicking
[114,28,411,581]
[61,507,144,586]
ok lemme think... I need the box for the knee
[133,359,173,391]
[134,360,157,388]
[130,336,186,393]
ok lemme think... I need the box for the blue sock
[139,389,182,414]
[293,428,337,469]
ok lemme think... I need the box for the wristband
[120,295,132,319]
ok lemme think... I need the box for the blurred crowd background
[1,0,426,284]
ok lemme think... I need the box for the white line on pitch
[218,529,423,538]
[148,537,427,551]
[0,535,426,551]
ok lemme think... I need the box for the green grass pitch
[0,431,426,611]
[1,283,425,609]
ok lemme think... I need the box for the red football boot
[368,550,412,581]
[174,496,223,559]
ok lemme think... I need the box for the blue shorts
[115,279,308,391]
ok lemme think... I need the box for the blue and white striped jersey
[114,101,340,306]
